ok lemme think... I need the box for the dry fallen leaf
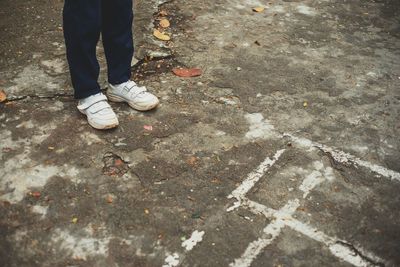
[159,10,168,16]
[211,177,221,184]
[172,68,202,77]
[114,158,124,167]
[153,29,170,41]
[2,147,12,153]
[0,90,6,102]
[187,156,198,166]
[159,18,170,28]
[143,125,153,131]
[30,191,41,198]
[252,6,265,12]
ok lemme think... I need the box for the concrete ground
[1,0,399,266]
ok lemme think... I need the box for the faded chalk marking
[1,119,79,204]
[244,113,276,139]
[296,4,317,16]
[182,230,205,251]
[16,120,35,129]
[31,205,48,219]
[40,58,67,74]
[79,132,104,146]
[227,149,285,211]
[0,158,80,204]
[299,161,335,198]
[51,229,110,260]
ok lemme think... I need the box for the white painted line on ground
[227,149,286,212]
[243,113,399,182]
[227,144,384,267]
[285,217,384,267]
[229,200,300,267]
[242,198,276,218]
[229,149,286,198]
[242,198,384,267]
[286,134,400,182]
[229,220,283,267]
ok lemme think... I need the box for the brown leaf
[31,191,41,198]
[187,156,198,166]
[159,10,168,16]
[143,125,153,131]
[153,29,170,41]
[172,68,202,77]
[252,6,265,12]
[114,159,124,167]
[159,18,170,28]
[211,177,221,184]
[0,90,6,102]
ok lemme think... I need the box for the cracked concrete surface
[0,0,399,266]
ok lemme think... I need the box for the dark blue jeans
[63,0,133,99]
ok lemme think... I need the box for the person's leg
[63,0,102,99]
[102,0,159,111]
[101,0,134,85]
[63,0,119,130]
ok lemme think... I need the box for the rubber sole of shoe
[107,93,159,111]
[79,110,119,130]
[88,119,119,130]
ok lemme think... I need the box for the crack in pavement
[335,241,386,267]
[4,93,74,102]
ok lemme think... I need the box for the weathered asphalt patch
[1,0,400,266]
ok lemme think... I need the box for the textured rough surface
[0,0,399,266]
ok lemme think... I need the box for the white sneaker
[77,93,119,130]
[107,80,159,111]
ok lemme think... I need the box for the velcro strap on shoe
[129,86,147,100]
[77,93,108,111]
[88,101,111,113]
